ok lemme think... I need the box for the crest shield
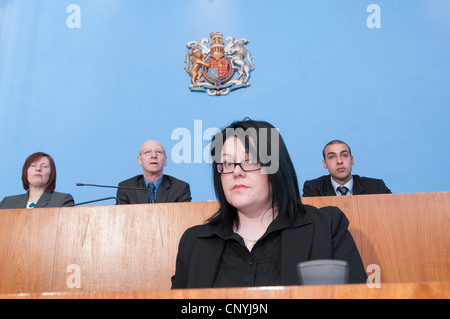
[185,32,255,96]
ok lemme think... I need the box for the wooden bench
[0,192,448,294]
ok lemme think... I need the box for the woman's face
[220,137,272,216]
[27,156,51,189]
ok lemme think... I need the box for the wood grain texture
[0,209,58,293]
[0,192,448,294]
[1,282,448,299]
[303,192,449,283]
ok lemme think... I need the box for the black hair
[322,140,352,159]
[207,118,304,227]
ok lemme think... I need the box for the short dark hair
[21,152,57,192]
[208,119,304,227]
[322,140,352,159]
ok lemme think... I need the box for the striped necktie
[337,186,349,196]
[148,183,156,203]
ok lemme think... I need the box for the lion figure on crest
[185,44,210,87]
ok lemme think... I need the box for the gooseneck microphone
[70,197,118,207]
[76,182,154,204]
[76,183,149,191]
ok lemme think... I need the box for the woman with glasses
[171,119,367,288]
[0,152,74,209]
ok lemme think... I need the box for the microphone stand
[76,182,152,204]
[71,197,118,207]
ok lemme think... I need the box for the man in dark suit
[116,140,191,204]
[302,140,391,197]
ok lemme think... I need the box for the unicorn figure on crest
[225,36,255,86]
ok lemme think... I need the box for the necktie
[148,183,156,203]
[337,186,349,196]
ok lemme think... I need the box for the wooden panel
[1,282,448,299]
[0,209,59,293]
[302,192,450,283]
[0,192,448,294]
[49,203,213,292]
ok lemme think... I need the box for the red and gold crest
[185,32,255,96]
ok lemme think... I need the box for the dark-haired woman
[171,119,367,288]
[0,152,74,209]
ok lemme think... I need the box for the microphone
[76,183,150,191]
[71,197,118,207]
[76,182,154,203]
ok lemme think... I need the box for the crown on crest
[210,32,224,47]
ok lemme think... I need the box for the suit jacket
[171,205,367,288]
[302,175,391,197]
[0,191,74,209]
[116,174,191,204]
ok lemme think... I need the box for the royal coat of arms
[185,32,255,96]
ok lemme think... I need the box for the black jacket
[302,175,391,197]
[171,205,367,288]
[116,174,191,204]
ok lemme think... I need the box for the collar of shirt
[144,176,163,194]
[199,209,300,242]
[330,176,353,196]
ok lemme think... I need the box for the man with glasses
[116,140,191,204]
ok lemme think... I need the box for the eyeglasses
[217,160,262,174]
[30,163,49,169]
[140,150,165,157]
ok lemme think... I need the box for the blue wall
[1,0,449,205]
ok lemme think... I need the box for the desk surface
[1,282,448,299]
[1,192,449,294]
